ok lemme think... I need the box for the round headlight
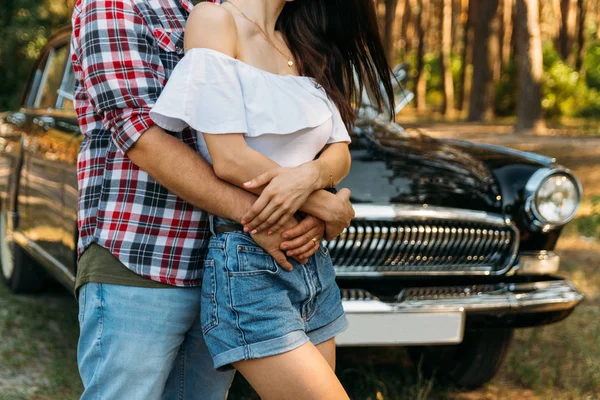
[532,173,581,226]
[534,175,579,225]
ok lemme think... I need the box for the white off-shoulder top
[150,48,351,168]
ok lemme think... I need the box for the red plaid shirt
[71,0,220,286]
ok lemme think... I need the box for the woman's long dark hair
[277,0,395,129]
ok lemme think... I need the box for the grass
[0,237,598,400]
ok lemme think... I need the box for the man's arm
[128,126,256,221]
[74,0,254,220]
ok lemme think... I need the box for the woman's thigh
[316,338,337,370]
[233,341,349,400]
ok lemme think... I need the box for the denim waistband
[208,215,240,236]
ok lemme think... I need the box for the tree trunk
[400,0,413,55]
[440,0,455,116]
[414,0,430,110]
[558,0,578,63]
[597,0,600,39]
[574,0,586,71]
[491,1,502,83]
[501,0,514,70]
[457,0,471,111]
[383,0,400,63]
[516,0,545,134]
[467,0,498,121]
[552,0,562,39]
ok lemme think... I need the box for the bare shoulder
[185,2,238,56]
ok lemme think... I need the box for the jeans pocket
[201,260,218,334]
[234,242,279,276]
[78,284,87,324]
[318,243,329,258]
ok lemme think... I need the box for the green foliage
[0,0,71,110]
[542,43,600,119]
[583,40,600,91]
[494,58,518,117]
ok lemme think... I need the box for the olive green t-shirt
[75,242,175,294]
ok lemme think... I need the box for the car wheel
[0,210,48,293]
[408,328,514,389]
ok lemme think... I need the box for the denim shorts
[201,221,347,370]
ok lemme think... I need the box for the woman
[151,0,395,398]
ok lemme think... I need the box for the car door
[55,59,81,276]
[18,40,73,274]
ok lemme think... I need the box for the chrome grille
[329,205,518,276]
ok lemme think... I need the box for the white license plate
[336,302,465,346]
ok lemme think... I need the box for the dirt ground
[0,124,599,399]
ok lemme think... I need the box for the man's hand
[251,217,302,272]
[323,188,354,241]
[281,215,325,262]
[241,163,321,234]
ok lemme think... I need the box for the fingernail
[282,234,288,239]
[251,229,257,234]
[243,226,249,232]
[281,245,287,250]
[241,219,246,225]
[243,181,252,186]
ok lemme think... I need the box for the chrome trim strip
[341,280,583,314]
[353,204,508,226]
[13,231,75,289]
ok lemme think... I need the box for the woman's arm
[242,143,351,233]
[203,133,350,231]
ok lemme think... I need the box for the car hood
[343,129,503,212]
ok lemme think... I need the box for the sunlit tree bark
[383,0,399,63]
[516,0,545,133]
[414,0,430,110]
[440,0,455,116]
[500,0,514,71]
[457,0,471,112]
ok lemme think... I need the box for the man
[71,0,354,398]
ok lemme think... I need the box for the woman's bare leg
[233,341,349,400]
[316,338,337,370]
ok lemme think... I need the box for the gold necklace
[227,1,295,68]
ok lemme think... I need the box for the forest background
[0,0,599,130]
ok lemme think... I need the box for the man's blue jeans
[77,283,235,400]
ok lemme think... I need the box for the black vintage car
[0,28,584,388]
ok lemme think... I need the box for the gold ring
[311,237,318,246]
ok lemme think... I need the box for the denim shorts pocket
[234,244,279,276]
[201,260,218,334]
[318,243,329,258]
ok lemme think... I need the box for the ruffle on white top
[150,47,350,145]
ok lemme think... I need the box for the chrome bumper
[336,280,584,346]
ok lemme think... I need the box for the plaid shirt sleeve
[74,0,166,154]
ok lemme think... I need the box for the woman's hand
[323,188,354,241]
[241,163,321,234]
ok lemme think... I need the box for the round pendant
[288,60,294,67]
